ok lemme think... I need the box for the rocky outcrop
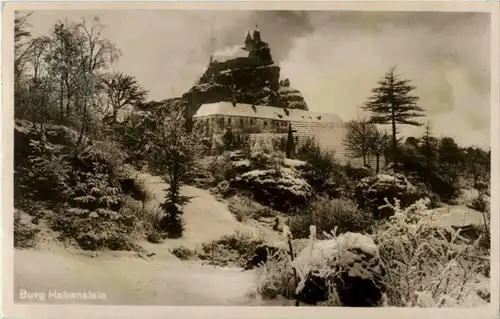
[277,79,308,111]
[355,173,420,219]
[175,29,309,118]
[184,65,308,117]
[291,232,386,307]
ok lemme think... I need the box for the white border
[2,1,499,319]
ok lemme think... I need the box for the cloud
[26,10,491,149]
[278,11,490,149]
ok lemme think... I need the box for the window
[218,117,225,130]
[250,119,254,125]
[228,118,232,124]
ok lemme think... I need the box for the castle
[191,27,383,168]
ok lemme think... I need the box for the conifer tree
[286,123,295,158]
[419,121,438,179]
[362,66,425,171]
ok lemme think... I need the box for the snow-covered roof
[194,101,343,123]
[211,45,249,63]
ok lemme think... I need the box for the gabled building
[193,101,383,168]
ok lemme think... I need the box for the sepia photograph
[2,1,499,318]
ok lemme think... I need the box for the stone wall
[290,121,385,168]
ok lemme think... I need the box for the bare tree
[14,11,35,77]
[100,71,148,124]
[75,17,121,143]
[343,118,377,167]
[369,128,389,174]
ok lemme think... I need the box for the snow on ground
[14,172,286,306]
[13,170,490,306]
[14,248,259,305]
[425,205,486,228]
[137,172,284,251]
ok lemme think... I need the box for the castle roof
[245,31,253,43]
[194,101,343,123]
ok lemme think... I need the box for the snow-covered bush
[256,246,296,299]
[206,155,239,185]
[291,229,386,306]
[14,210,41,249]
[373,198,488,307]
[355,173,420,219]
[287,197,373,239]
[227,194,276,221]
[230,167,313,211]
[199,231,265,267]
[256,226,386,307]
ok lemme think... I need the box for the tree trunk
[59,80,65,122]
[391,104,397,174]
[376,155,380,174]
[113,109,118,124]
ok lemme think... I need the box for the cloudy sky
[26,10,491,149]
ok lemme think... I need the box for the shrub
[118,175,153,203]
[119,197,168,243]
[257,248,295,299]
[257,229,386,306]
[14,211,40,249]
[233,131,252,157]
[296,138,341,195]
[16,140,71,203]
[427,168,462,204]
[373,198,487,307]
[291,231,386,306]
[171,246,195,260]
[287,197,373,239]
[199,231,265,267]
[249,152,273,170]
[51,205,139,251]
[230,168,313,212]
[227,195,276,221]
[355,173,420,219]
[207,156,238,185]
[468,195,488,213]
[50,157,139,250]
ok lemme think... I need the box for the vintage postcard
[2,1,499,318]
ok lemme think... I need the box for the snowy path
[137,172,284,251]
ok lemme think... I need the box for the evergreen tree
[362,66,425,172]
[286,123,295,158]
[419,121,439,180]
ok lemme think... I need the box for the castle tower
[244,31,253,51]
[209,24,216,63]
[252,25,261,41]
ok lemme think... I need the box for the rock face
[291,232,386,307]
[178,28,309,118]
[355,173,420,219]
